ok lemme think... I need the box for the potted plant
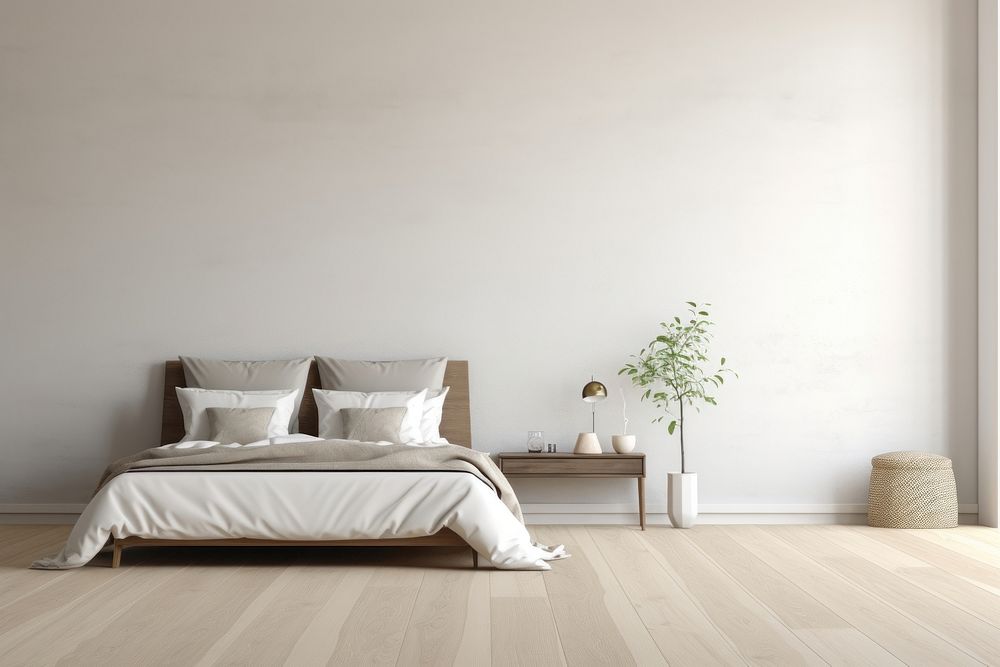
[619,301,736,528]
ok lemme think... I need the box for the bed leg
[111,541,122,569]
[472,549,479,569]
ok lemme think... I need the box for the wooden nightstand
[497,452,647,529]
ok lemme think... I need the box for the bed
[34,360,566,571]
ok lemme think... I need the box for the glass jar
[527,431,545,453]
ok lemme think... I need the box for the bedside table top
[497,451,644,458]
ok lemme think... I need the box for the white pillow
[176,388,297,442]
[179,356,312,430]
[421,387,449,441]
[316,357,448,392]
[313,388,426,443]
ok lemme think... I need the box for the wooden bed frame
[112,359,477,568]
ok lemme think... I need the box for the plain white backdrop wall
[980,0,1000,527]
[0,0,979,518]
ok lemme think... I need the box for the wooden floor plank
[685,527,902,666]
[566,527,665,666]
[490,569,548,598]
[491,548,566,667]
[683,527,847,630]
[0,560,190,665]
[0,526,72,566]
[792,629,906,667]
[824,527,1000,628]
[0,566,127,641]
[588,526,744,665]
[491,598,566,667]
[533,526,639,666]
[902,528,1000,569]
[0,568,74,615]
[731,526,980,666]
[948,526,1000,549]
[198,563,346,666]
[56,559,278,666]
[282,568,373,666]
[397,569,480,665]
[326,567,424,666]
[859,527,1000,594]
[3,525,1000,666]
[775,526,1000,664]
[641,529,825,666]
[452,569,492,667]
[0,528,82,608]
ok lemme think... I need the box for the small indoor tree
[619,302,736,473]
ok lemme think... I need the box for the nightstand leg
[638,477,646,530]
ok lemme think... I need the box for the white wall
[0,0,979,518]
[980,0,1000,528]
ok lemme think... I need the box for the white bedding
[33,439,566,571]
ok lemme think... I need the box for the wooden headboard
[160,360,472,448]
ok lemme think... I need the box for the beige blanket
[97,441,523,522]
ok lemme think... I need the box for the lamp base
[574,432,603,454]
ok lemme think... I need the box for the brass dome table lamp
[575,377,607,454]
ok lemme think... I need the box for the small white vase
[574,432,603,454]
[668,472,698,528]
[611,435,636,454]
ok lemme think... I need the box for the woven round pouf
[868,451,957,528]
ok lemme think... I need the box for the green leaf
[720,357,726,365]
[667,420,677,434]
[698,311,709,316]
[686,301,697,307]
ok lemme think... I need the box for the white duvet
[33,437,567,571]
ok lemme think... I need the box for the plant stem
[679,398,685,473]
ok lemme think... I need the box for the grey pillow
[207,407,276,444]
[180,356,312,430]
[317,357,447,392]
[341,407,407,443]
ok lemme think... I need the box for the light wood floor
[2,524,1000,665]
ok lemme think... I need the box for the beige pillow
[341,407,407,443]
[316,357,447,391]
[207,407,276,444]
[180,356,312,430]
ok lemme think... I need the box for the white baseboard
[520,502,980,525]
[0,502,981,526]
[0,504,87,524]
[0,504,88,514]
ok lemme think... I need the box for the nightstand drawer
[500,456,644,476]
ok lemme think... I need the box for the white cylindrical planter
[611,435,636,454]
[574,432,603,454]
[668,472,698,528]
